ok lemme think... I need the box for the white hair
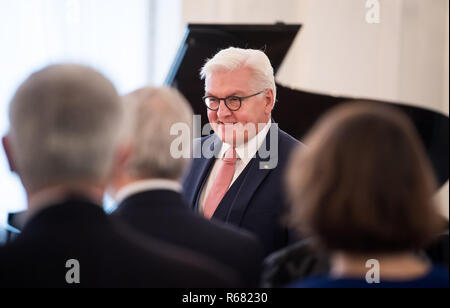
[123,86,193,180]
[200,47,277,105]
[9,64,124,191]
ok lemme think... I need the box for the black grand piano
[5,23,449,244]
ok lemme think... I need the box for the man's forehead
[206,67,252,79]
[204,88,247,96]
[205,69,254,94]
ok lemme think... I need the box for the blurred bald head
[7,64,124,192]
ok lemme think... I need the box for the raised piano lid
[165,23,448,187]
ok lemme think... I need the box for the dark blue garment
[288,266,449,288]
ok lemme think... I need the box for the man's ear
[264,88,275,114]
[2,135,16,172]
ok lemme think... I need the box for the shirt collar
[219,119,272,165]
[115,179,181,205]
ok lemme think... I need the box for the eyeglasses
[202,90,265,111]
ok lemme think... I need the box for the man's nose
[217,100,232,118]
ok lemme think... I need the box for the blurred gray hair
[8,64,124,191]
[200,47,277,105]
[123,86,193,180]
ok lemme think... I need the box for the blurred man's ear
[107,141,134,196]
[2,135,16,172]
[115,142,133,173]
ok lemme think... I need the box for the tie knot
[223,147,238,163]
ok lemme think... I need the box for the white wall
[182,0,449,218]
[150,0,184,84]
[182,0,300,23]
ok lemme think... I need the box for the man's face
[205,67,274,145]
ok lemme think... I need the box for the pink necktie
[203,147,238,219]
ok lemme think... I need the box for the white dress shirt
[198,119,272,214]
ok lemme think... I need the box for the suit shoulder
[202,218,265,263]
[278,128,302,147]
[191,134,218,156]
[180,208,258,244]
[277,129,305,159]
[210,218,261,245]
[193,134,215,146]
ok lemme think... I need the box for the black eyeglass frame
[202,90,265,111]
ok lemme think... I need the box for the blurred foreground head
[4,64,124,193]
[286,102,444,254]
[121,86,193,181]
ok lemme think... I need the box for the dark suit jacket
[112,189,264,287]
[182,124,302,255]
[0,196,239,288]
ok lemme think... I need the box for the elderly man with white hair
[182,47,304,255]
[0,64,238,288]
[108,86,264,287]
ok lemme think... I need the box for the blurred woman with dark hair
[286,102,449,288]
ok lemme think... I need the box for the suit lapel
[189,135,222,211]
[221,158,271,225]
[218,124,279,225]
